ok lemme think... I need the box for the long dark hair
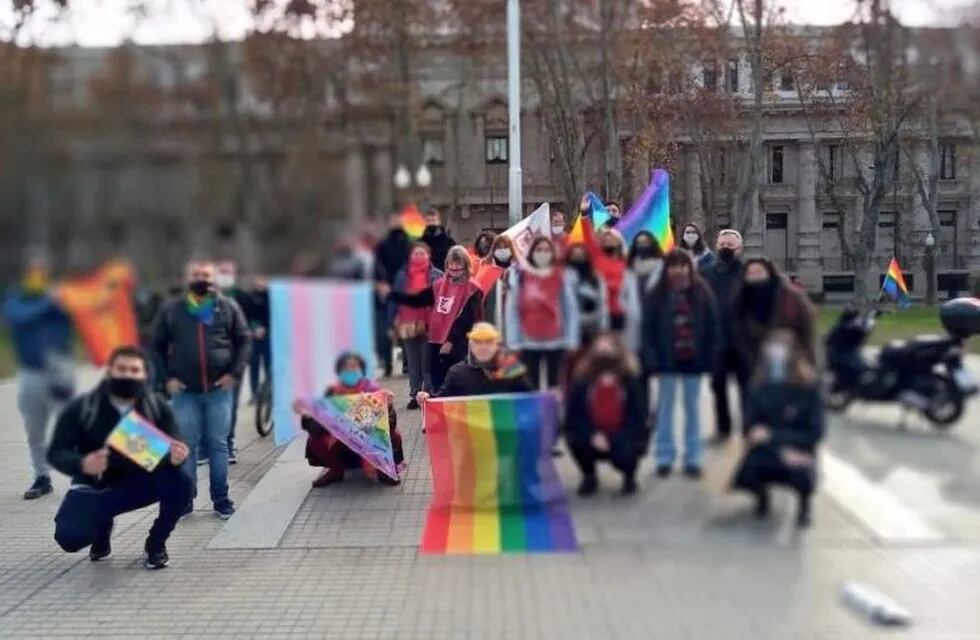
[526,236,558,269]
[628,230,664,263]
[681,223,707,255]
[733,257,781,314]
[652,249,710,299]
[572,331,640,381]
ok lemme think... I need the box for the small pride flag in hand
[882,257,911,307]
[107,412,173,471]
[400,204,427,240]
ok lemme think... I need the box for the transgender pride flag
[269,280,376,445]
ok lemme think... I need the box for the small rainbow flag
[616,169,674,252]
[421,393,578,555]
[882,257,911,307]
[400,204,427,240]
[567,193,610,244]
[106,411,172,472]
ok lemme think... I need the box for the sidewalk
[1,375,978,638]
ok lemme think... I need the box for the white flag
[501,202,551,262]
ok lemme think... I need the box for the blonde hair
[445,245,472,273]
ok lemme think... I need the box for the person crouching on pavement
[565,332,649,497]
[48,346,192,570]
[293,352,403,487]
[417,322,532,401]
[731,329,824,528]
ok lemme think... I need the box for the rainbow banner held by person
[106,411,173,472]
[882,257,911,307]
[616,169,674,252]
[421,392,578,555]
[301,391,398,480]
[270,280,376,446]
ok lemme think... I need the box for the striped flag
[882,257,911,307]
[616,169,674,252]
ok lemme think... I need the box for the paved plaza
[2,367,980,639]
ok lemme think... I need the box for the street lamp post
[924,232,936,305]
[507,0,523,226]
[394,163,432,208]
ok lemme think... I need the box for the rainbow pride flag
[617,169,674,252]
[270,280,376,445]
[400,203,427,239]
[882,257,911,307]
[421,393,578,555]
[106,411,172,472]
[568,193,611,244]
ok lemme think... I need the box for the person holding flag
[882,257,911,307]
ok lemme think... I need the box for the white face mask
[215,275,235,289]
[633,258,661,276]
[764,343,790,381]
[683,232,699,247]
[494,248,512,261]
[533,251,554,268]
[551,225,565,236]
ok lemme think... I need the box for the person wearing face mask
[47,347,192,569]
[578,196,641,350]
[3,257,75,500]
[565,333,649,496]
[605,200,622,229]
[732,257,816,383]
[703,229,747,443]
[550,210,569,252]
[483,235,517,328]
[386,246,482,392]
[642,250,719,479]
[731,330,824,528]
[388,243,443,409]
[564,244,610,346]
[292,352,403,487]
[420,208,457,274]
[628,231,665,296]
[470,231,497,265]
[417,323,531,400]
[680,223,716,271]
[504,237,580,391]
[150,259,251,520]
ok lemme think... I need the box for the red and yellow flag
[57,260,139,366]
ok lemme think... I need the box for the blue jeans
[654,374,703,468]
[248,337,270,399]
[172,390,233,506]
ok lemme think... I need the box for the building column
[371,146,394,217]
[797,142,822,292]
[968,151,980,269]
[345,140,368,223]
[685,148,703,226]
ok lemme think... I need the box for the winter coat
[2,290,73,371]
[702,258,744,347]
[420,226,456,272]
[742,382,824,454]
[641,281,719,375]
[733,277,816,374]
[434,357,533,398]
[565,374,649,454]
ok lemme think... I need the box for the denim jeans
[248,337,270,400]
[54,464,193,553]
[172,389,233,506]
[654,374,703,468]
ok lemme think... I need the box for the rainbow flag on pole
[568,192,612,244]
[400,203,427,239]
[882,257,911,307]
[421,393,578,555]
[270,280,376,445]
[616,169,674,252]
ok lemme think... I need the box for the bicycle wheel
[255,378,273,437]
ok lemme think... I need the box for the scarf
[186,294,215,326]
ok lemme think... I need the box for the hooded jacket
[421,225,456,271]
[2,290,72,371]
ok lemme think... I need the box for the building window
[822,212,840,229]
[770,146,784,184]
[877,211,895,228]
[824,275,855,293]
[485,136,508,164]
[717,149,727,186]
[826,144,842,181]
[727,59,739,92]
[780,70,794,92]
[422,137,445,166]
[941,143,956,180]
[702,61,718,90]
[939,210,957,227]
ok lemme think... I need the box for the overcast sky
[7,0,973,48]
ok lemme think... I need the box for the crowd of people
[2,194,824,570]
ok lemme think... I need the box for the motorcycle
[823,298,980,429]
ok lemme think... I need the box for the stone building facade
[3,29,978,297]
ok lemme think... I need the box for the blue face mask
[338,370,362,387]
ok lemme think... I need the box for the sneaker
[655,465,672,479]
[90,524,113,562]
[144,545,169,570]
[796,496,812,528]
[23,476,53,500]
[228,450,238,465]
[577,475,598,497]
[214,501,236,520]
[754,490,771,519]
[406,398,420,410]
[683,465,702,480]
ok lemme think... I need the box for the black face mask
[426,225,443,236]
[602,246,619,258]
[745,279,777,321]
[632,245,657,259]
[189,280,212,296]
[718,248,737,264]
[108,377,143,400]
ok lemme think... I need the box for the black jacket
[434,360,532,398]
[743,382,824,453]
[150,293,252,393]
[420,226,456,271]
[565,375,649,453]
[47,381,183,488]
[375,229,411,285]
[702,258,743,346]
[641,283,719,374]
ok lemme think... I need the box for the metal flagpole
[507,0,523,226]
